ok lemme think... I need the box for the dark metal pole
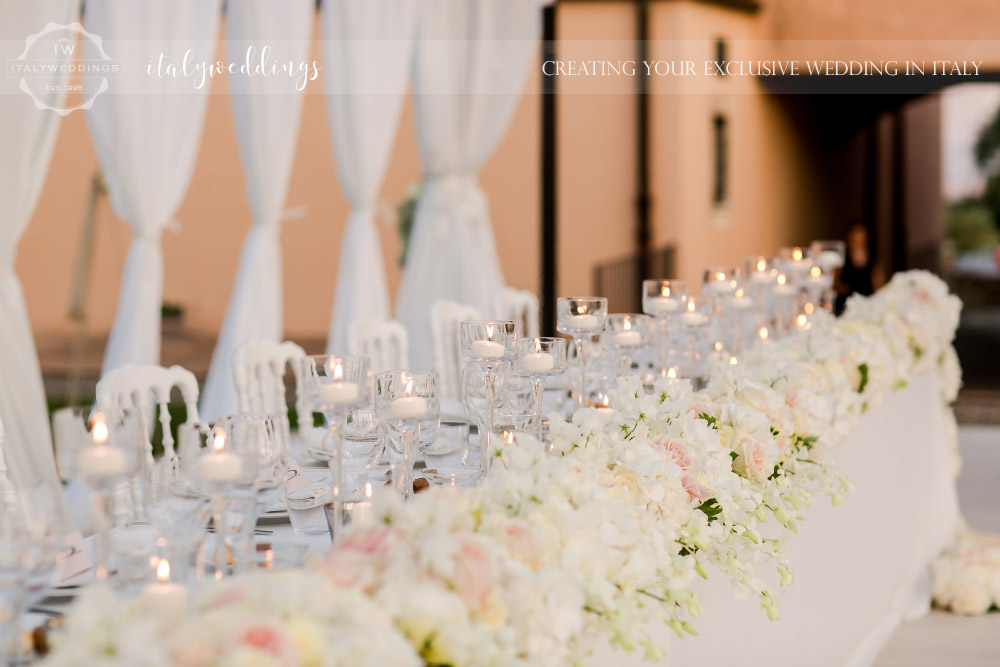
[540,3,557,335]
[635,0,651,287]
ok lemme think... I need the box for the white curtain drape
[84,0,221,374]
[323,0,419,355]
[395,0,543,368]
[0,0,79,493]
[199,0,314,422]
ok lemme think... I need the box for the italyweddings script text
[148,44,320,91]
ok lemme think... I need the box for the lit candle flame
[91,413,109,445]
[503,430,514,446]
[534,339,542,353]
[715,271,725,282]
[156,558,171,583]
[796,314,808,327]
[804,302,814,315]
[759,327,769,340]
[364,482,373,498]
[212,429,226,452]
[602,395,610,408]
[486,324,495,341]
[687,300,695,312]
[667,367,677,379]
[810,266,821,278]
[714,341,723,352]
[756,259,766,272]
[792,247,802,261]
[623,319,631,332]
[735,288,744,299]
[576,305,586,315]
[404,379,414,395]
[777,274,787,286]
[729,356,738,365]
[661,286,669,297]
[333,363,344,381]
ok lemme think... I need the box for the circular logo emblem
[10,22,118,116]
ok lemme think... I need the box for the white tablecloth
[594,373,959,666]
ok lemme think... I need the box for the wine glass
[642,280,686,381]
[460,321,518,476]
[375,371,440,502]
[556,297,607,413]
[515,337,567,440]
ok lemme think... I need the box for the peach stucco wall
[19,19,540,340]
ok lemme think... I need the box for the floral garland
[43,271,981,667]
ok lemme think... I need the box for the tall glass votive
[461,321,518,475]
[374,370,440,500]
[75,410,144,582]
[300,355,371,459]
[642,280,686,380]
[771,271,799,334]
[556,297,607,413]
[809,240,846,273]
[514,337,567,440]
[606,314,652,376]
[803,264,833,310]
[191,422,258,578]
[680,295,713,388]
[778,246,810,283]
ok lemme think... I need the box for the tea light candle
[773,275,796,297]
[569,314,599,329]
[594,407,615,421]
[390,396,428,420]
[470,339,505,359]
[646,297,679,314]
[750,271,773,285]
[613,329,641,346]
[730,296,753,310]
[680,311,708,326]
[521,352,555,373]
[141,559,188,623]
[76,445,128,479]
[319,382,360,405]
[198,431,244,483]
[816,250,843,270]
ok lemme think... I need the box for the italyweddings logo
[147,45,320,91]
[8,22,121,115]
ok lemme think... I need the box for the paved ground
[874,425,1000,667]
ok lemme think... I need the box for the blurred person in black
[835,221,884,315]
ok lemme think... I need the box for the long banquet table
[593,373,960,666]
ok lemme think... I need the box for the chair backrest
[95,364,200,461]
[494,287,540,338]
[348,319,410,375]
[430,300,481,402]
[233,340,307,433]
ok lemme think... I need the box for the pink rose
[682,473,709,501]
[451,537,497,613]
[337,526,395,557]
[649,436,692,470]
[238,622,294,663]
[500,520,543,570]
[784,391,797,408]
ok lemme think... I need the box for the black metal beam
[635,0,651,287]
[540,3,557,335]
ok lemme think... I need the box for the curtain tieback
[423,175,487,238]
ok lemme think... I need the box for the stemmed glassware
[460,321,518,475]
[189,419,258,578]
[300,355,371,461]
[74,409,144,581]
[375,370,440,501]
[680,294,713,387]
[514,337,567,439]
[606,314,652,377]
[642,280,686,380]
[556,298,607,412]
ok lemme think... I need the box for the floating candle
[390,396,428,420]
[568,314,599,329]
[521,351,555,373]
[470,339,505,359]
[140,559,188,623]
[197,431,244,483]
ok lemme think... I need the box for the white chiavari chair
[494,287,540,338]
[348,319,410,375]
[232,340,306,454]
[430,300,481,402]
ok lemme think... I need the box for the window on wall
[713,114,728,205]
[715,38,727,75]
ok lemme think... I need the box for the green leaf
[729,451,738,461]
[697,412,718,429]
[857,363,869,393]
[697,498,723,523]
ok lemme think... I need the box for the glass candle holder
[300,355,371,448]
[555,297,607,413]
[680,295,713,387]
[701,266,740,298]
[460,321,518,476]
[374,370,440,502]
[191,419,259,578]
[809,240,846,272]
[770,271,799,334]
[743,256,776,292]
[74,410,144,581]
[642,280,686,380]
[778,246,810,282]
[803,263,833,305]
[514,337,567,440]
[606,313,652,376]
